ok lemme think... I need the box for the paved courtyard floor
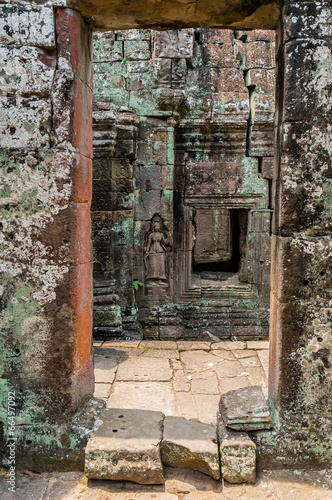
[2,340,332,499]
[93,340,269,424]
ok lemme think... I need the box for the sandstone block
[85,408,165,484]
[275,121,331,233]
[154,29,194,59]
[219,385,272,431]
[245,68,276,94]
[127,60,150,73]
[93,306,122,327]
[234,40,275,69]
[161,416,220,479]
[112,158,133,179]
[93,32,116,51]
[172,58,187,88]
[212,92,250,123]
[0,4,55,48]
[52,71,92,156]
[203,43,239,68]
[238,30,275,42]
[216,68,248,93]
[282,39,331,123]
[124,40,150,60]
[261,157,274,179]
[152,58,172,87]
[250,93,275,123]
[116,29,151,41]
[250,122,274,157]
[217,415,256,484]
[0,45,56,97]
[93,43,123,63]
[0,96,51,149]
[56,8,92,88]
[204,28,234,44]
[283,0,332,42]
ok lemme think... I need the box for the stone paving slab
[211,341,246,350]
[107,381,176,415]
[116,357,173,381]
[141,348,180,359]
[140,340,177,349]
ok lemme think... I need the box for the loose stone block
[161,416,220,479]
[217,414,256,484]
[219,385,273,431]
[154,29,194,59]
[85,408,165,484]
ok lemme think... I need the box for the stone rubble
[161,415,220,480]
[218,385,272,431]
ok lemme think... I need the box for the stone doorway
[91,27,276,342]
[1,0,331,471]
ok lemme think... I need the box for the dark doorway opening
[193,209,248,275]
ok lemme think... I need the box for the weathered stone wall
[0,4,95,468]
[91,27,276,340]
[256,0,332,468]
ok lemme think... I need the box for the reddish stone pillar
[267,0,332,467]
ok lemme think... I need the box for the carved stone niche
[143,214,171,303]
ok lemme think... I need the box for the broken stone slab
[160,416,220,480]
[85,408,164,484]
[219,385,272,431]
[217,413,256,484]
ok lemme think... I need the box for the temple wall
[91,28,276,340]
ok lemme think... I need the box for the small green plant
[120,58,130,90]
[133,280,143,291]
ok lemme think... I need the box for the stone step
[93,326,123,339]
[85,388,271,484]
[85,408,165,484]
[85,408,220,484]
[161,416,220,480]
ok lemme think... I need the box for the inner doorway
[91,27,276,342]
